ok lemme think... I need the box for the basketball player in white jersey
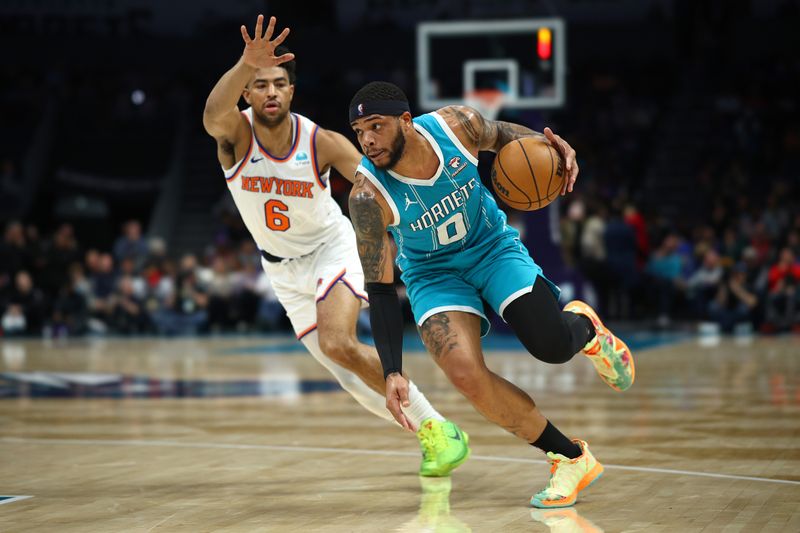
[202,15,470,477]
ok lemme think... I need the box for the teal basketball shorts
[401,234,560,336]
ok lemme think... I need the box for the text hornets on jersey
[409,177,478,232]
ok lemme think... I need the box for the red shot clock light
[537,27,552,61]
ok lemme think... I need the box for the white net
[464,89,505,121]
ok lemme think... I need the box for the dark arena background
[1,1,799,531]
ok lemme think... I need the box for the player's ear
[242,87,251,105]
[399,111,413,128]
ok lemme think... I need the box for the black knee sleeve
[503,279,593,364]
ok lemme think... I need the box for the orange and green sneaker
[564,300,635,392]
[530,440,604,509]
[417,419,470,477]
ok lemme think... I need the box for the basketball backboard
[416,18,566,112]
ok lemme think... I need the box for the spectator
[39,223,81,294]
[708,266,759,333]
[152,254,208,335]
[207,255,236,331]
[763,247,800,332]
[741,246,769,295]
[89,253,117,324]
[623,203,649,269]
[112,220,149,269]
[604,204,638,318]
[1,271,47,336]
[687,249,724,318]
[579,203,613,315]
[118,257,147,299]
[0,221,30,280]
[646,234,686,328]
[51,263,91,337]
[108,275,149,333]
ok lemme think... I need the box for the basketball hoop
[465,89,506,121]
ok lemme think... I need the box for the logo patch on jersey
[404,193,419,211]
[251,155,264,163]
[447,156,468,177]
[292,151,311,167]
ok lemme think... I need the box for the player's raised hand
[544,127,579,195]
[385,373,414,432]
[240,15,294,69]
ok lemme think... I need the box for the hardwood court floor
[1,334,799,532]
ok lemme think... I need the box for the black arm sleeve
[365,282,404,379]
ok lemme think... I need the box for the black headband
[349,100,410,123]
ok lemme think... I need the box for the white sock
[403,381,446,428]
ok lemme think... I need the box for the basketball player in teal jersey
[348,82,635,508]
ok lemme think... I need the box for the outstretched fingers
[240,25,252,44]
[263,15,276,41]
[272,26,290,47]
[253,14,264,40]
[274,51,296,65]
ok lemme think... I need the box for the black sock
[564,312,595,349]
[530,421,582,459]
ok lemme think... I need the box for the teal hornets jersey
[357,112,518,272]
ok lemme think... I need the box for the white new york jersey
[223,109,345,258]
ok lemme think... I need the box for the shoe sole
[530,462,604,509]
[564,300,635,391]
[420,431,471,477]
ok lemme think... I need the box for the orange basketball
[491,137,565,211]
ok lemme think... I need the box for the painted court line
[2,437,798,487]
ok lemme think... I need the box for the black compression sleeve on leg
[504,278,593,364]
[365,282,404,379]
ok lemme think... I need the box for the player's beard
[376,129,406,170]
[253,105,290,128]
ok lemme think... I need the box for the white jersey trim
[431,111,480,166]
[417,305,487,328]
[357,164,400,227]
[498,285,535,318]
[387,123,445,187]
[222,112,255,181]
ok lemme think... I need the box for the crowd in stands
[0,219,286,338]
[558,61,800,333]
[559,190,800,334]
[3,175,798,339]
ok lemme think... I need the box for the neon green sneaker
[417,419,470,477]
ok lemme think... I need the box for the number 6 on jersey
[265,199,290,231]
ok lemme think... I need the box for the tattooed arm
[349,174,395,283]
[349,174,413,430]
[437,105,579,194]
